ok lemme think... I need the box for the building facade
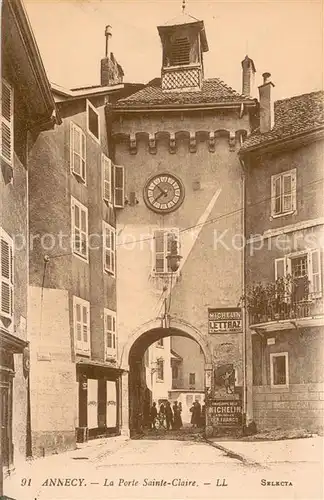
[27,49,139,454]
[171,336,204,391]
[110,12,258,435]
[241,82,324,432]
[0,0,57,479]
[144,338,172,403]
[169,336,205,424]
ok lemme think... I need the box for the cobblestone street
[4,435,323,500]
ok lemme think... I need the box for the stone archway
[118,317,213,436]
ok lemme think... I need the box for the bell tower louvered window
[170,37,190,66]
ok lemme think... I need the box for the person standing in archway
[195,400,202,428]
[165,401,173,431]
[178,402,183,429]
[173,401,182,430]
[150,402,158,430]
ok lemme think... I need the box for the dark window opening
[157,359,164,381]
[172,365,178,379]
[170,37,190,66]
[272,355,287,386]
[88,105,99,140]
[189,372,195,386]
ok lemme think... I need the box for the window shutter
[291,169,297,212]
[309,249,321,295]
[270,176,275,215]
[111,230,115,274]
[105,310,117,358]
[282,174,292,212]
[153,230,165,273]
[275,257,286,280]
[71,198,88,259]
[114,165,125,208]
[81,131,86,180]
[103,223,116,275]
[73,297,90,354]
[75,303,82,341]
[102,155,112,203]
[271,175,280,216]
[0,234,13,319]
[1,80,14,165]
[82,305,88,343]
[70,122,73,172]
[70,123,86,181]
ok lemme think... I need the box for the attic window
[170,37,190,66]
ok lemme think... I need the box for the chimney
[241,55,256,97]
[100,26,124,86]
[258,72,275,133]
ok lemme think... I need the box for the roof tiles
[114,77,254,108]
[241,90,324,151]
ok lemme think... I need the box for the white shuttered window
[153,228,180,274]
[104,309,117,359]
[1,79,14,165]
[70,122,86,182]
[103,222,116,276]
[73,296,90,354]
[114,165,125,208]
[71,197,88,260]
[102,154,112,203]
[0,229,13,320]
[271,169,296,217]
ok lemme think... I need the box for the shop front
[76,360,123,442]
[0,330,28,492]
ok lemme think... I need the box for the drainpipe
[239,156,248,428]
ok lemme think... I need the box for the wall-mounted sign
[207,400,242,427]
[267,337,276,345]
[208,308,242,334]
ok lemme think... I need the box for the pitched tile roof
[114,77,255,108]
[241,90,324,151]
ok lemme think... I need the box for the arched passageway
[127,323,213,435]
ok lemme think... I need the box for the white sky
[25,0,323,100]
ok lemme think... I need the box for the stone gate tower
[109,10,258,436]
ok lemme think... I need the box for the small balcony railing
[249,293,323,326]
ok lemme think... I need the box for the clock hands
[157,184,167,194]
[154,186,168,202]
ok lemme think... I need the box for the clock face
[143,173,185,214]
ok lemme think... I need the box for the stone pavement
[206,435,323,465]
[4,435,129,481]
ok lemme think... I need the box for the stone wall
[253,383,324,434]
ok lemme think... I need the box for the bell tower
[157,8,208,93]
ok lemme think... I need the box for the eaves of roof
[51,82,125,102]
[113,100,256,113]
[8,0,60,125]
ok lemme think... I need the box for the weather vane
[182,0,186,14]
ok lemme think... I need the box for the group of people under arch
[145,399,205,431]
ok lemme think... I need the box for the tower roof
[162,12,200,27]
[157,13,208,52]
